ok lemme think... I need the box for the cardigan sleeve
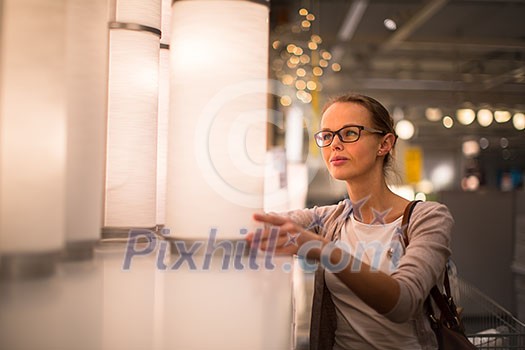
[383,201,454,323]
[279,201,345,236]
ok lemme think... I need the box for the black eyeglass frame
[314,124,388,148]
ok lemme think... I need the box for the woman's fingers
[253,212,288,226]
[252,213,297,240]
[246,214,302,252]
[247,212,325,257]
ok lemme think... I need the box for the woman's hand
[246,212,326,259]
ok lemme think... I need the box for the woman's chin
[328,170,351,181]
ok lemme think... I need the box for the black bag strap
[400,200,421,248]
[401,201,463,330]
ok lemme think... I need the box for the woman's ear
[378,133,396,155]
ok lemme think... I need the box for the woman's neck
[345,178,401,224]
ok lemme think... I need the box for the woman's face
[319,102,384,181]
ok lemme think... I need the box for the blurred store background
[1,0,525,349]
[265,0,525,321]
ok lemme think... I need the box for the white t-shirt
[324,214,422,350]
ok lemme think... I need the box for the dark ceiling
[269,0,525,152]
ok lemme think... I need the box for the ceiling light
[392,106,404,121]
[302,92,312,103]
[295,80,306,90]
[321,51,332,60]
[494,110,511,123]
[457,108,475,125]
[312,67,323,76]
[395,119,415,140]
[442,116,453,128]
[308,41,318,50]
[477,108,493,127]
[311,34,322,44]
[513,112,525,130]
[306,81,317,90]
[462,140,480,157]
[479,137,489,149]
[431,163,455,191]
[425,107,442,122]
[299,54,310,64]
[502,149,512,161]
[280,95,292,106]
[281,74,293,85]
[462,175,480,191]
[383,18,397,31]
[296,90,312,103]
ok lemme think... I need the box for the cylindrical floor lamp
[0,0,68,279]
[156,0,172,227]
[166,0,270,241]
[64,0,109,260]
[104,0,161,237]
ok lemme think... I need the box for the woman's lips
[330,156,348,166]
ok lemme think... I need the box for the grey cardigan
[286,199,454,350]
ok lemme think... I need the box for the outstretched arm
[247,201,453,322]
[246,212,400,314]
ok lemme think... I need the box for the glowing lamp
[166,0,270,239]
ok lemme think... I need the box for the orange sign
[404,147,423,184]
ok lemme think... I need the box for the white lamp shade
[0,0,67,253]
[156,47,170,225]
[160,0,171,45]
[156,0,171,226]
[167,1,269,239]
[65,0,109,243]
[114,0,161,29]
[105,29,160,228]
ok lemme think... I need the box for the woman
[247,93,453,350]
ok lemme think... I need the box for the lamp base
[166,236,250,257]
[0,251,59,280]
[61,240,96,262]
[101,226,160,239]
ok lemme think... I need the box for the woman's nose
[331,134,344,150]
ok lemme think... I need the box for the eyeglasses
[314,124,387,148]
